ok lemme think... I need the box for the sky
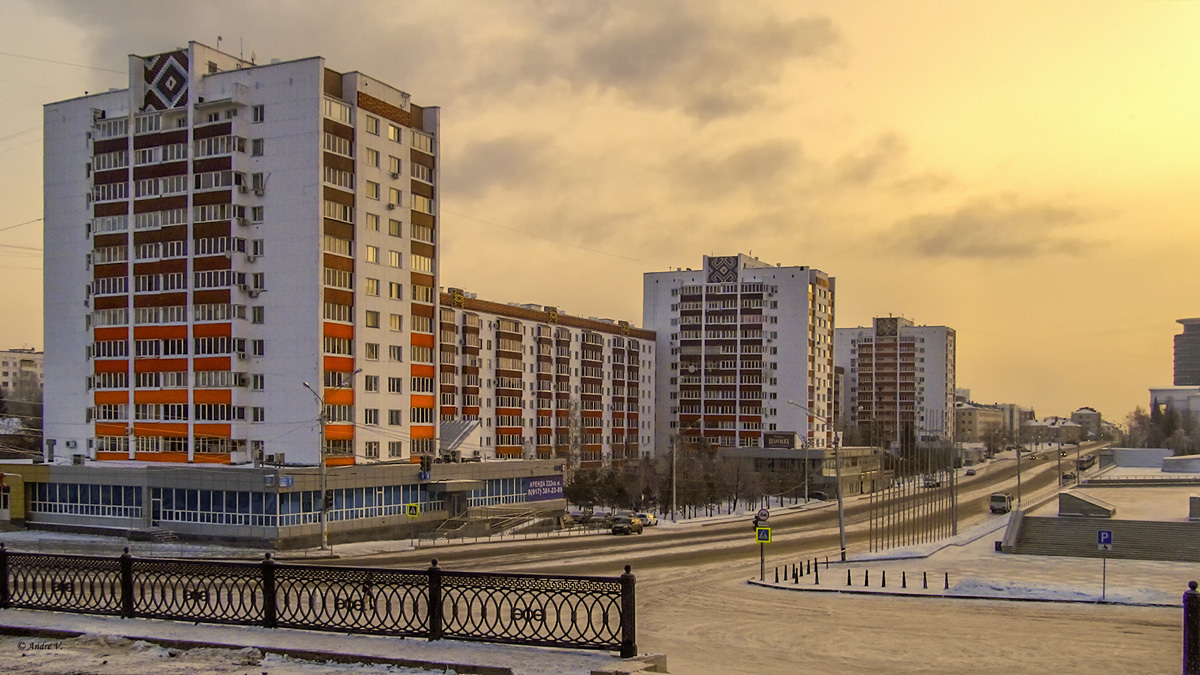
[2,0,1198,424]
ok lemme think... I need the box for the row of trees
[1123,406,1200,455]
[0,389,42,459]
[564,453,817,516]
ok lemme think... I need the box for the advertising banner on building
[763,433,797,449]
[527,475,564,502]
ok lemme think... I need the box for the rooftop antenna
[240,37,244,62]
[217,35,222,51]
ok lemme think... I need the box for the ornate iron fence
[0,544,636,658]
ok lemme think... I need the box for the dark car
[611,516,644,535]
[964,468,977,476]
[1062,472,1076,482]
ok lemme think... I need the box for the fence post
[120,547,134,619]
[261,553,277,629]
[1185,581,1200,675]
[427,559,443,641]
[620,565,637,659]
[0,543,8,609]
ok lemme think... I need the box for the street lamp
[787,400,847,561]
[304,368,362,551]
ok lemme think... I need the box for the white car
[635,512,658,526]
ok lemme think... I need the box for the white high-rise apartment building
[644,254,836,452]
[835,317,956,447]
[43,42,439,466]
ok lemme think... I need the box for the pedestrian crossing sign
[756,527,771,543]
[406,503,420,518]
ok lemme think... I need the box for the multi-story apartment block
[0,349,43,400]
[644,254,836,451]
[437,290,655,468]
[1175,318,1200,386]
[43,42,439,467]
[835,317,956,448]
[954,402,1003,443]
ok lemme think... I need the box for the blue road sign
[756,527,772,543]
[1098,530,1113,551]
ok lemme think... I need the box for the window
[364,375,379,393]
[411,130,433,153]
[365,116,380,135]
[251,306,265,324]
[388,155,401,175]
[411,345,434,363]
[365,213,379,231]
[388,282,403,300]
[389,345,403,361]
[411,315,433,333]
[365,310,380,328]
[388,441,402,457]
[324,235,352,256]
[251,206,264,223]
[366,181,380,200]
[252,339,265,357]
[388,377,403,394]
[411,407,434,424]
[364,409,379,425]
[412,194,434,215]
[252,407,265,422]
[365,441,380,459]
[252,374,265,391]
[365,343,380,360]
[364,278,379,296]
[365,148,379,167]
[389,314,403,331]
[365,245,378,264]
[252,105,265,123]
[389,187,402,206]
[388,409,403,425]
[388,219,403,237]
[412,162,434,184]
[411,223,433,242]
[324,302,353,322]
[410,254,433,274]
[412,284,435,303]
[389,251,402,268]
[388,124,402,143]
[251,139,264,156]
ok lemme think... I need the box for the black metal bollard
[814,564,819,585]
[1185,581,1200,675]
[944,572,949,590]
[923,572,928,589]
[799,563,804,578]
[847,569,851,586]
[775,567,779,583]
[882,571,886,588]
[825,556,829,568]
[902,571,907,589]
[864,570,869,587]
[793,567,798,584]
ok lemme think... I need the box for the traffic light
[420,454,433,473]
[322,489,333,512]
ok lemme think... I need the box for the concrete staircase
[1012,516,1200,562]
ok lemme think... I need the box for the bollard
[902,571,907,589]
[799,563,804,577]
[775,567,779,583]
[847,569,851,586]
[923,572,928,589]
[807,559,812,575]
[825,556,829,568]
[1184,581,1200,675]
[793,567,798,584]
[882,570,886,588]
[814,564,819,585]
[864,570,869,587]
[944,572,949,590]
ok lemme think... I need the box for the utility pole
[304,368,361,552]
[788,400,846,561]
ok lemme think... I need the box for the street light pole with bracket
[304,368,362,552]
[787,400,847,561]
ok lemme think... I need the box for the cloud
[667,139,804,197]
[835,132,907,186]
[445,134,557,199]
[886,195,1098,260]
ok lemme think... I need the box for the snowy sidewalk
[0,608,661,675]
[750,517,1192,607]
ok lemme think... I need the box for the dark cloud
[444,134,556,199]
[468,4,843,120]
[835,132,906,186]
[667,139,804,197]
[886,196,1098,260]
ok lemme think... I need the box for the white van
[989,493,1013,514]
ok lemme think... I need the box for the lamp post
[788,400,846,561]
[304,368,362,551]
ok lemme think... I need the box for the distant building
[1021,417,1081,444]
[1175,318,1200,385]
[835,317,956,447]
[644,254,836,451]
[992,403,1035,438]
[0,349,43,401]
[437,289,655,468]
[1150,387,1200,417]
[954,402,1003,443]
[1070,407,1102,440]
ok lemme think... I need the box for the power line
[0,218,42,235]
[0,51,126,75]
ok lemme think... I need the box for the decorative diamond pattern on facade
[707,256,738,283]
[143,51,189,110]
